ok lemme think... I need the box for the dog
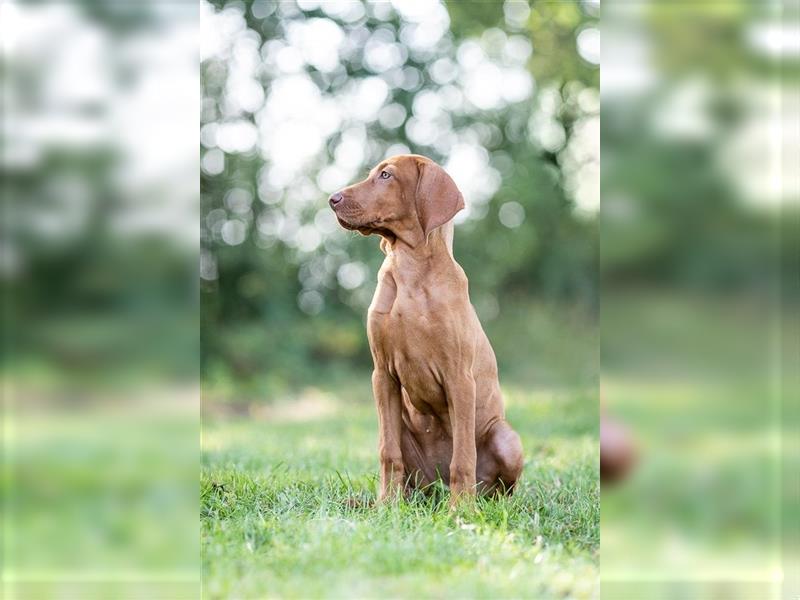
[329,154,523,503]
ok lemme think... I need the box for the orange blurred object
[600,415,636,484]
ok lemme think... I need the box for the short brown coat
[330,155,523,502]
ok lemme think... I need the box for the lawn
[600,291,797,600]
[201,384,599,599]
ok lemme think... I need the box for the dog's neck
[382,221,456,285]
[384,221,453,255]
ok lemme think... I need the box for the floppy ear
[414,160,465,238]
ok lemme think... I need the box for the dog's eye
[379,170,391,179]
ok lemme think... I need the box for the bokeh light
[200,0,600,403]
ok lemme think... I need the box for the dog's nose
[329,192,343,209]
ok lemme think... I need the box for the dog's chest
[368,280,458,414]
[370,291,443,362]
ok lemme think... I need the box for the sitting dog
[329,154,523,503]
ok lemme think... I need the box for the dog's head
[328,154,464,244]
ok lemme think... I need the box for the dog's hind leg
[477,420,524,496]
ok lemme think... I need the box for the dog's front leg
[372,369,404,502]
[446,373,477,505]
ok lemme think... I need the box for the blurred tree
[601,0,796,294]
[200,0,600,394]
[2,1,198,380]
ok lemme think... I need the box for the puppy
[329,155,523,503]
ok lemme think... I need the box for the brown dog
[329,154,523,503]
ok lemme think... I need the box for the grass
[600,290,798,599]
[2,396,200,600]
[201,385,599,599]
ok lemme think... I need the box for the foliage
[200,0,600,390]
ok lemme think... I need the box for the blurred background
[4,0,796,597]
[2,1,199,598]
[199,3,601,596]
[601,1,798,599]
[200,0,600,407]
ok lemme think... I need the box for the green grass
[2,400,200,600]
[600,291,798,599]
[201,386,599,599]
